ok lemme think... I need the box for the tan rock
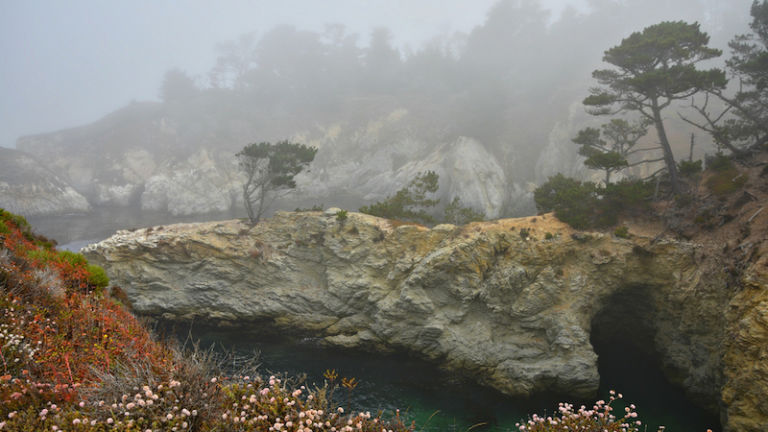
[83,211,763,430]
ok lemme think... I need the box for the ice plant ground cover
[0,208,664,431]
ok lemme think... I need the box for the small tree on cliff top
[359,171,439,225]
[237,141,317,224]
[584,21,726,192]
[572,118,651,185]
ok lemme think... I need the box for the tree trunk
[605,170,611,185]
[243,184,256,224]
[254,182,266,224]
[651,99,680,193]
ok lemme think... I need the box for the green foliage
[722,0,768,150]
[294,204,324,212]
[26,248,56,264]
[359,171,440,225]
[86,264,110,289]
[443,197,485,225]
[56,250,88,267]
[533,174,606,229]
[519,227,532,240]
[237,141,318,224]
[583,151,627,173]
[0,208,29,231]
[572,119,647,184]
[603,179,654,212]
[0,220,9,235]
[706,153,734,172]
[584,21,726,191]
[614,225,630,238]
[545,232,554,240]
[534,175,652,229]
[678,159,703,177]
[335,209,348,222]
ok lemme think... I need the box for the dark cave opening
[589,284,721,431]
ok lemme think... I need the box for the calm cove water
[28,208,720,431]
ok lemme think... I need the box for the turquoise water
[184,328,557,431]
[185,327,721,432]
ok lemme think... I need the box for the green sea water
[187,327,721,432]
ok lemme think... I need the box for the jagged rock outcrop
[17,104,510,218]
[0,147,91,216]
[84,210,750,429]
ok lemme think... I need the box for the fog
[4,0,736,150]
[0,0,757,218]
[0,0,519,148]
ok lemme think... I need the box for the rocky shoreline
[82,209,768,430]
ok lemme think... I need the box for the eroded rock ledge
[84,211,750,429]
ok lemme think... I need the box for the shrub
[443,197,485,225]
[86,264,110,290]
[335,209,348,222]
[603,179,653,214]
[678,159,703,177]
[0,209,29,231]
[360,171,439,225]
[534,174,606,229]
[706,152,733,172]
[614,225,630,238]
[545,232,554,240]
[295,204,324,212]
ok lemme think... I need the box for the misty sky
[0,0,594,149]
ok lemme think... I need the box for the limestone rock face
[0,147,91,216]
[721,238,768,432]
[17,104,509,218]
[140,149,242,215]
[299,136,507,218]
[84,212,731,410]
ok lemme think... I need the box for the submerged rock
[83,212,738,420]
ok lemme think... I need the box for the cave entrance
[589,284,721,432]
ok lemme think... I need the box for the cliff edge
[82,208,762,429]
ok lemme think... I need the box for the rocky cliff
[83,208,768,430]
[0,147,91,216]
[17,104,512,217]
